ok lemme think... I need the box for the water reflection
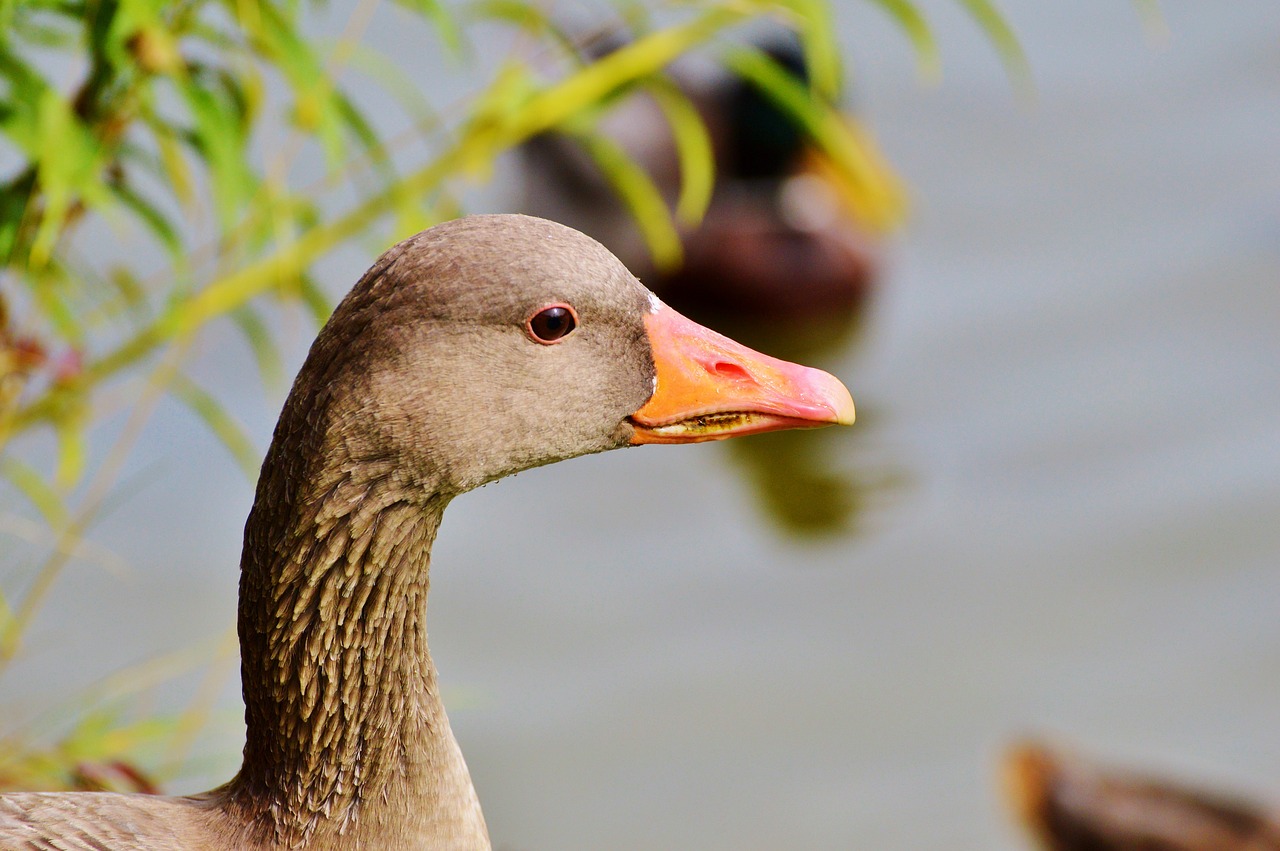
[679,306,899,538]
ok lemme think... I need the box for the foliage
[0,0,1023,791]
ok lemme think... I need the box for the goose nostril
[712,361,750,380]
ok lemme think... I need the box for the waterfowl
[523,31,894,323]
[1004,742,1280,851]
[0,214,854,850]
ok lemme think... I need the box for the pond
[4,2,1278,849]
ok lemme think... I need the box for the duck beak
[628,302,855,445]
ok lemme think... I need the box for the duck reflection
[699,310,900,538]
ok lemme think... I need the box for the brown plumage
[0,215,853,849]
[1003,741,1280,851]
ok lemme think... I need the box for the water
[3,2,1279,848]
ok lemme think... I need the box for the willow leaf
[332,90,393,181]
[778,0,842,100]
[177,75,255,230]
[30,87,109,267]
[105,181,182,260]
[465,0,573,57]
[392,0,463,57]
[255,3,346,169]
[570,126,682,270]
[955,0,1031,94]
[230,305,283,389]
[1,457,67,529]
[52,412,86,489]
[170,374,259,480]
[296,275,333,328]
[150,116,196,210]
[335,42,442,156]
[643,76,715,226]
[722,45,907,230]
[505,4,751,143]
[866,0,939,80]
[31,270,83,343]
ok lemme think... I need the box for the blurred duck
[523,30,905,324]
[1003,741,1280,851]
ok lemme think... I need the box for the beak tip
[817,372,856,426]
[835,394,856,426]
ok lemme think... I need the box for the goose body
[0,215,853,849]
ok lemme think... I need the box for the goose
[0,214,854,850]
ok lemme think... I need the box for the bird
[1003,741,1280,851]
[0,214,854,850]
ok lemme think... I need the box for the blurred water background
[3,1,1279,848]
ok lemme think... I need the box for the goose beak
[628,302,855,444]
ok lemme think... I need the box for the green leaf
[254,2,348,171]
[296,275,333,328]
[30,268,84,344]
[464,0,577,59]
[865,0,939,80]
[642,76,714,226]
[106,266,150,323]
[28,87,111,267]
[0,458,68,529]
[336,42,441,146]
[721,44,907,230]
[955,0,1032,95]
[779,0,843,100]
[331,90,393,181]
[177,73,256,230]
[104,181,182,260]
[457,60,540,179]
[0,590,12,647]
[568,125,682,270]
[170,374,259,481]
[148,116,196,210]
[229,305,283,389]
[503,4,752,143]
[53,412,87,490]
[392,0,463,57]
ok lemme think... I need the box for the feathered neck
[217,417,490,850]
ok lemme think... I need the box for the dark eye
[526,304,577,344]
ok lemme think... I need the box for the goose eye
[526,304,577,344]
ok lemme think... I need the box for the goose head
[279,214,854,498]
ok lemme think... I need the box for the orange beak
[628,302,855,445]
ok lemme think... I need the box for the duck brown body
[0,215,852,849]
[1004,743,1280,851]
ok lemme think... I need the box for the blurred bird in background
[522,23,906,536]
[522,24,905,326]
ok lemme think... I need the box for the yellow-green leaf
[955,0,1032,96]
[170,374,259,480]
[53,413,87,490]
[230,305,283,389]
[569,126,682,270]
[866,0,940,80]
[1,458,67,529]
[643,76,715,226]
